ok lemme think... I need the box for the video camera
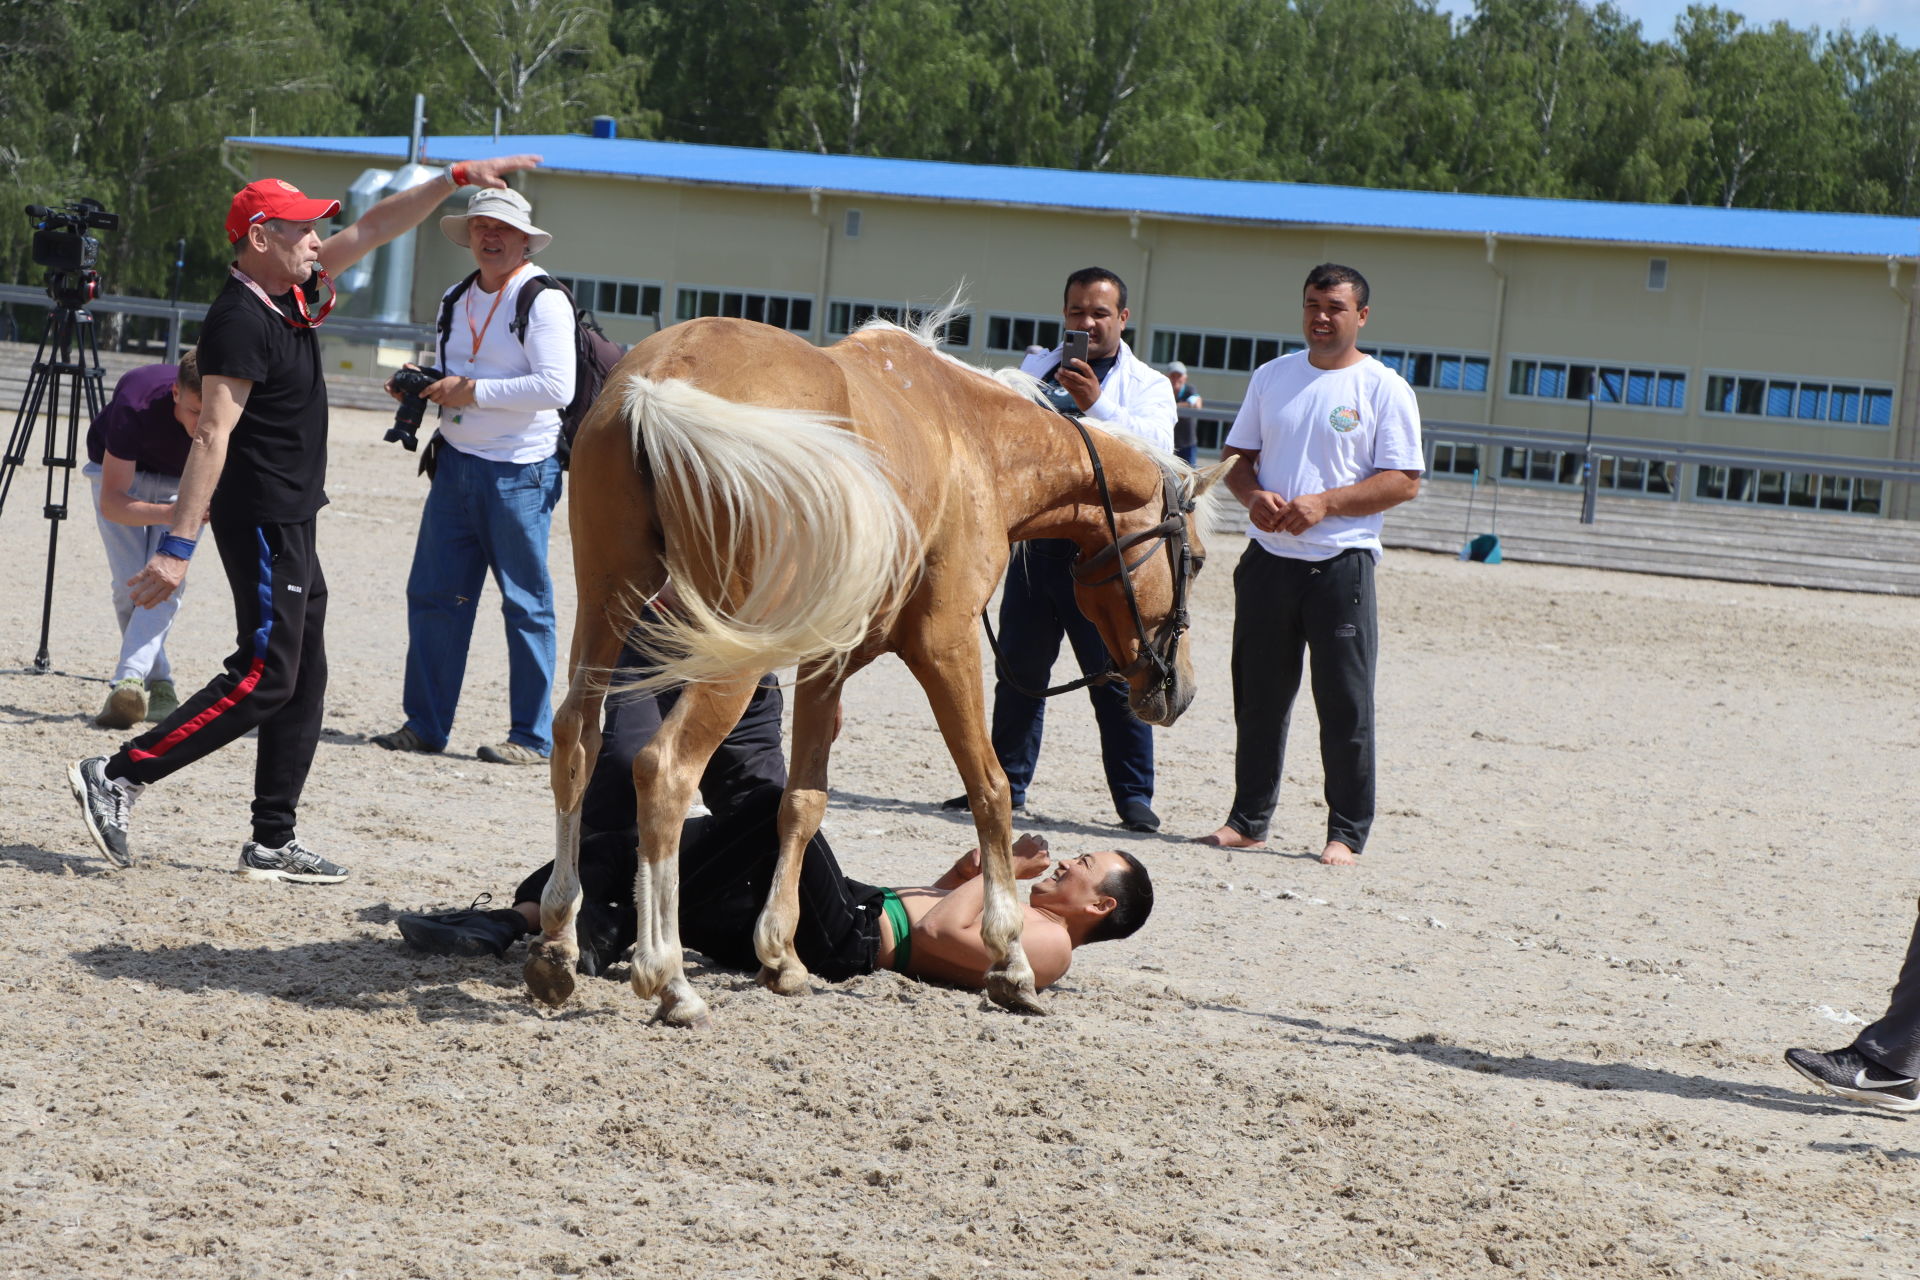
[25,198,118,308]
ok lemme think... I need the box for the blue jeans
[401,445,562,754]
[86,463,186,683]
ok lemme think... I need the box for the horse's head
[1070,453,1237,727]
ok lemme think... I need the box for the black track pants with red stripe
[107,513,328,847]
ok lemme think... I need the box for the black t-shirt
[195,271,329,522]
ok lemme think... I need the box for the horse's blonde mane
[615,376,920,692]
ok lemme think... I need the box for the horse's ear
[1191,455,1240,500]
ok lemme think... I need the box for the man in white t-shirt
[1196,264,1423,865]
[374,187,575,766]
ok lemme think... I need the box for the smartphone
[1061,329,1090,370]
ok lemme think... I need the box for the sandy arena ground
[3,405,1918,1279]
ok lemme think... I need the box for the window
[985,313,1063,354]
[1500,447,1675,496]
[1647,258,1668,291]
[827,298,972,347]
[1703,371,1894,428]
[1148,326,1289,373]
[1695,464,1883,515]
[1427,441,1483,475]
[1371,346,1490,394]
[547,274,662,319]
[844,209,862,238]
[1509,356,1687,412]
[674,286,814,335]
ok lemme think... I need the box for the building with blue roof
[234,129,1920,518]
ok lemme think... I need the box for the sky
[1435,0,1920,46]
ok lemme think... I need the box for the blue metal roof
[235,133,1920,261]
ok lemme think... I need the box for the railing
[0,283,435,360]
[1180,402,1920,518]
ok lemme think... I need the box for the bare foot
[1192,825,1265,849]
[1320,841,1358,866]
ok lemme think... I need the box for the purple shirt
[86,364,191,476]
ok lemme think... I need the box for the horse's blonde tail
[617,376,920,692]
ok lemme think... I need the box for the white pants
[85,462,185,684]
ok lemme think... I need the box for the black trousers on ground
[1225,542,1377,853]
[108,513,328,847]
[1854,898,1920,1078]
[514,782,884,980]
[988,539,1154,813]
[515,641,884,979]
[580,641,787,836]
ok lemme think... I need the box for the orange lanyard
[464,263,528,364]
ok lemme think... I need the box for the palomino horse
[527,315,1233,1025]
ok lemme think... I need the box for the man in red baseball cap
[69,153,540,884]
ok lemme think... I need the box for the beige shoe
[477,741,545,765]
[95,678,148,730]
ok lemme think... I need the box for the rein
[982,414,1196,701]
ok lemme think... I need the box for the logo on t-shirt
[1328,405,1361,433]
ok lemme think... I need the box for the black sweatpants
[517,639,883,979]
[1853,898,1920,1078]
[108,513,328,847]
[1225,542,1377,853]
[515,782,885,980]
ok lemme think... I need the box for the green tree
[1676,6,1858,208]
[1828,29,1920,215]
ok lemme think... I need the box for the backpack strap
[509,274,571,342]
[436,269,481,370]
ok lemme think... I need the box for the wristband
[157,534,197,561]
[450,162,471,187]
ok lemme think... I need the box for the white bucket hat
[439,187,552,256]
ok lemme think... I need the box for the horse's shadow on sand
[1206,1000,1912,1126]
[68,932,593,1025]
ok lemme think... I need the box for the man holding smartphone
[943,266,1177,832]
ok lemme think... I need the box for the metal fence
[0,283,435,361]
[1181,404,1920,520]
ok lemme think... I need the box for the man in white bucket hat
[373,185,574,767]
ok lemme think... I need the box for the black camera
[26,198,118,308]
[385,364,444,451]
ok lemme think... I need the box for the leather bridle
[982,415,1199,700]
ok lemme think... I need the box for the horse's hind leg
[525,597,626,1007]
[751,664,846,995]
[629,676,760,1028]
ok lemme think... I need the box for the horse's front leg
[526,630,617,1007]
[901,625,1044,1015]
[752,664,844,995]
[630,678,759,1028]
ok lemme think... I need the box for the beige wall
[243,144,1915,480]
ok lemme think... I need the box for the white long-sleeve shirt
[1019,338,1177,453]
[436,265,576,464]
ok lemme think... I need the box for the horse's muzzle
[1129,667,1194,727]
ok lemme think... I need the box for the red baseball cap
[225,178,342,244]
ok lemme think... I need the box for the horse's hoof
[986,971,1049,1016]
[523,941,576,1007]
[655,992,713,1030]
[756,963,812,997]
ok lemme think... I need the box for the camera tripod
[0,298,106,672]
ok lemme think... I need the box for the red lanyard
[464,263,529,362]
[230,265,335,328]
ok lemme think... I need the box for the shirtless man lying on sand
[397,639,1152,994]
